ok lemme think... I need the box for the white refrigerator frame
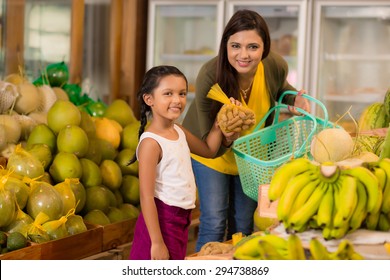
[309,0,390,108]
[146,0,225,71]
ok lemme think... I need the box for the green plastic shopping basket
[233,91,334,201]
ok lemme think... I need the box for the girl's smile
[147,75,187,121]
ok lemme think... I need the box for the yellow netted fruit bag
[207,84,255,133]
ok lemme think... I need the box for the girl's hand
[290,90,311,115]
[151,241,170,260]
[216,98,242,147]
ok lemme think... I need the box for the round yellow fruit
[83,209,110,226]
[94,117,121,149]
[47,100,81,134]
[115,148,138,176]
[98,138,118,161]
[253,207,278,231]
[54,181,77,215]
[49,152,83,183]
[120,121,140,150]
[100,160,122,191]
[120,175,140,206]
[26,123,56,153]
[103,99,137,128]
[80,158,102,188]
[83,186,111,214]
[57,124,89,158]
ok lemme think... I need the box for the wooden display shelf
[0,242,41,260]
[0,224,103,260]
[85,218,137,252]
[39,223,103,260]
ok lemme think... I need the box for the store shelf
[323,93,383,103]
[160,53,214,62]
[324,53,390,61]
[323,6,390,19]
[159,5,217,18]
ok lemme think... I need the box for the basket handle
[252,90,328,132]
[276,90,329,127]
[251,103,318,157]
[252,103,317,133]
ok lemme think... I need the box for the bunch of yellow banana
[361,158,390,231]
[309,238,364,260]
[233,233,306,260]
[268,157,383,239]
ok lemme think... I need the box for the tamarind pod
[227,119,243,131]
[243,119,254,125]
[238,111,246,119]
[238,106,252,113]
[227,110,233,120]
[227,115,241,126]
[233,106,239,117]
[220,114,228,122]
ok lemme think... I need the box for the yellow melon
[94,117,121,149]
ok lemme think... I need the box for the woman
[182,9,310,251]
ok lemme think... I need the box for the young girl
[128,65,237,260]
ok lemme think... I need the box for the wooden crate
[87,218,137,252]
[258,184,278,219]
[0,243,41,260]
[39,224,103,260]
[84,242,133,260]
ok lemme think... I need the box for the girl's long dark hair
[127,65,188,165]
[210,9,271,119]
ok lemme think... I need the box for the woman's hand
[289,90,311,115]
[229,97,242,106]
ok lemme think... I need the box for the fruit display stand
[256,183,390,260]
[39,223,103,260]
[0,223,103,260]
[271,224,390,260]
[0,218,138,260]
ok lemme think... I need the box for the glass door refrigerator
[309,0,390,132]
[147,0,225,122]
[225,0,309,90]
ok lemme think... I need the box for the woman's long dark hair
[210,9,271,119]
[127,65,188,165]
